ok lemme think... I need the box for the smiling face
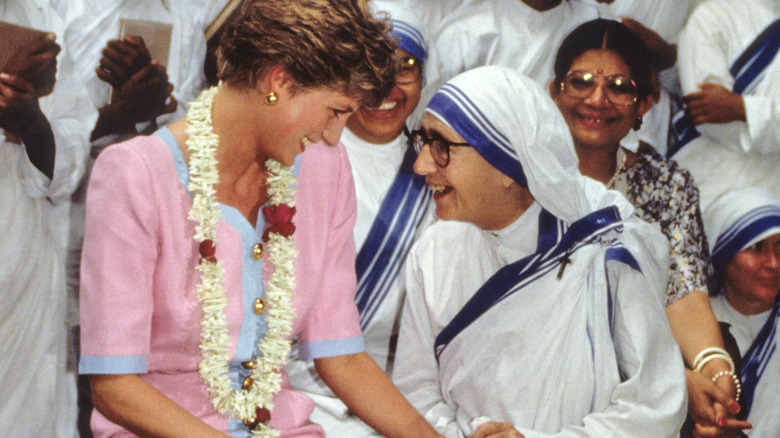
[723,233,780,315]
[260,84,359,166]
[346,49,423,144]
[551,49,651,152]
[412,113,530,230]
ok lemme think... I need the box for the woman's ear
[637,94,654,118]
[548,80,560,100]
[263,66,294,97]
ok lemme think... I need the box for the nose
[584,82,609,106]
[766,247,780,270]
[322,113,349,146]
[413,144,436,176]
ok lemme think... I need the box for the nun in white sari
[393,66,687,438]
[704,188,780,437]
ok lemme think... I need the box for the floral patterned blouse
[617,144,712,306]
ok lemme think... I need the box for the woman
[78,1,438,437]
[704,188,780,437]
[394,66,686,437]
[285,2,434,436]
[548,19,749,436]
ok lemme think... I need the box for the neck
[724,288,775,316]
[574,143,619,185]
[481,185,535,231]
[210,85,269,182]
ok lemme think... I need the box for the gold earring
[265,92,278,105]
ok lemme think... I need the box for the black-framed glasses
[560,70,638,106]
[405,126,471,168]
[396,56,422,85]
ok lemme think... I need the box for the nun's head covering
[371,0,427,63]
[704,187,780,290]
[425,65,632,224]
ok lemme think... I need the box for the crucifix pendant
[557,248,573,279]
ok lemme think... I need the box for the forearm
[666,291,732,377]
[89,374,228,438]
[19,106,55,179]
[91,102,136,141]
[315,352,438,438]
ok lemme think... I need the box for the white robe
[394,203,687,438]
[674,0,780,209]
[711,295,780,437]
[0,2,95,437]
[286,129,434,437]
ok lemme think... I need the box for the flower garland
[186,85,298,437]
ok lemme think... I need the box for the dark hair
[216,0,397,108]
[553,19,653,101]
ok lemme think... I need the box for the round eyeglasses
[396,56,422,85]
[405,126,471,168]
[560,70,638,106]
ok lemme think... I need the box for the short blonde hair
[217,0,396,108]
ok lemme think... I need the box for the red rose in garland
[262,204,296,241]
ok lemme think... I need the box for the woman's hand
[683,83,746,126]
[469,421,524,438]
[685,369,751,438]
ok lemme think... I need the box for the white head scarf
[704,187,780,280]
[371,0,427,63]
[425,65,633,224]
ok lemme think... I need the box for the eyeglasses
[405,126,471,168]
[396,56,422,85]
[560,70,638,106]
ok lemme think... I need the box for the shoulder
[93,134,172,181]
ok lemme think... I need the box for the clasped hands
[0,32,59,137]
[96,35,177,129]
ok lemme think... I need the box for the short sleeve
[79,142,159,374]
[293,143,364,359]
[626,151,711,306]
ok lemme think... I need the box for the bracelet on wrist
[712,370,742,403]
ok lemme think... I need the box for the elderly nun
[704,188,780,436]
[285,2,434,436]
[393,66,687,438]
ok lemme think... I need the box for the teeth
[430,184,446,194]
[378,101,397,110]
[302,136,313,147]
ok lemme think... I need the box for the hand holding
[683,83,746,126]
[0,72,43,136]
[469,421,524,438]
[111,60,177,124]
[96,35,152,89]
[686,369,751,438]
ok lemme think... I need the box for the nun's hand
[469,422,524,438]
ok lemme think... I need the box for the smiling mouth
[377,101,397,111]
[429,184,452,195]
[302,136,314,147]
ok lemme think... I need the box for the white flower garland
[186,85,297,437]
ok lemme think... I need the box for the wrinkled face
[551,49,650,152]
[261,86,359,166]
[346,49,423,144]
[412,113,520,230]
[724,234,780,314]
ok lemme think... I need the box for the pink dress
[79,128,363,437]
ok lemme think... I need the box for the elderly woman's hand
[469,422,524,438]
